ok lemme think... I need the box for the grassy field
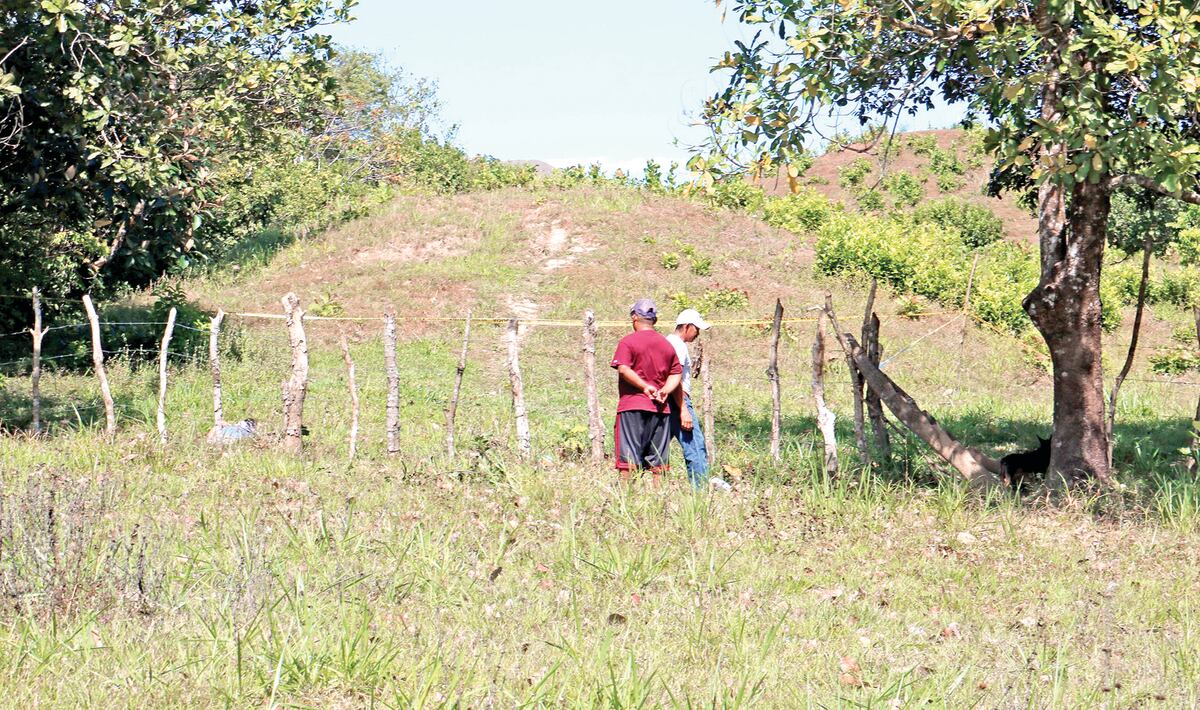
[2,185,1200,706]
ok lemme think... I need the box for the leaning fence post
[698,339,716,466]
[582,310,604,463]
[506,318,531,458]
[81,294,115,436]
[280,293,309,455]
[767,298,784,461]
[209,309,225,427]
[384,311,400,456]
[156,307,177,444]
[444,311,472,458]
[340,334,360,462]
[29,288,48,435]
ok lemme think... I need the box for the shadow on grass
[0,383,143,434]
[716,406,1194,487]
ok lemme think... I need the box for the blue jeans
[669,395,709,488]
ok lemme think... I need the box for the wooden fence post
[767,299,783,461]
[698,339,716,466]
[812,310,839,476]
[384,311,400,456]
[341,335,360,462]
[957,253,979,370]
[864,311,891,465]
[844,293,871,469]
[29,288,48,435]
[210,309,225,427]
[156,307,177,444]
[444,311,472,458]
[280,293,309,455]
[1189,305,1200,476]
[506,318,531,458]
[81,295,115,436]
[582,310,604,462]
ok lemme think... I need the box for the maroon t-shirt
[610,329,682,414]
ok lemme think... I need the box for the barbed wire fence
[1,289,1197,465]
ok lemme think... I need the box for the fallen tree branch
[824,296,1003,488]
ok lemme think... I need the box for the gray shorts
[615,410,671,472]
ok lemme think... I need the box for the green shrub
[708,179,765,213]
[1178,228,1200,266]
[936,172,964,192]
[1152,269,1200,307]
[689,255,714,276]
[814,213,1122,334]
[882,171,924,208]
[668,286,750,313]
[1151,350,1200,376]
[912,198,1004,248]
[906,134,939,156]
[762,190,841,233]
[660,252,681,270]
[468,158,536,191]
[838,158,873,188]
[928,146,967,176]
[855,188,885,212]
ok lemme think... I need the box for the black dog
[1000,436,1051,491]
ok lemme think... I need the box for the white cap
[675,308,711,330]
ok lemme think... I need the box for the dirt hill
[759,129,1039,244]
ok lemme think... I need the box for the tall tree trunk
[1024,179,1113,488]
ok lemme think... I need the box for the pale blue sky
[329,1,965,174]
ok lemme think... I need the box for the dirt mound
[759,129,1038,244]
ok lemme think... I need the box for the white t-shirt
[666,333,692,396]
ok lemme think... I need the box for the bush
[762,190,841,233]
[838,158,874,189]
[913,198,1004,248]
[1178,228,1200,266]
[707,179,765,213]
[814,213,1122,334]
[668,286,750,313]
[468,158,536,191]
[689,255,714,276]
[906,134,939,156]
[882,171,924,208]
[935,172,964,192]
[855,189,885,212]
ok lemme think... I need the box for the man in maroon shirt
[610,298,682,477]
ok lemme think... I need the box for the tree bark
[1189,305,1200,477]
[1107,234,1152,469]
[863,311,891,465]
[341,335,360,463]
[157,307,177,444]
[1025,179,1113,488]
[280,293,309,455]
[384,311,400,456]
[812,311,838,476]
[444,312,472,459]
[29,288,47,435]
[209,310,225,427]
[82,295,116,436]
[582,310,605,462]
[767,298,783,461]
[506,319,531,458]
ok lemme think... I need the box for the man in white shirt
[667,309,730,490]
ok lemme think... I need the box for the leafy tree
[701,0,1200,486]
[0,0,353,329]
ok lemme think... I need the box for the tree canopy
[0,0,353,316]
[701,0,1200,485]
